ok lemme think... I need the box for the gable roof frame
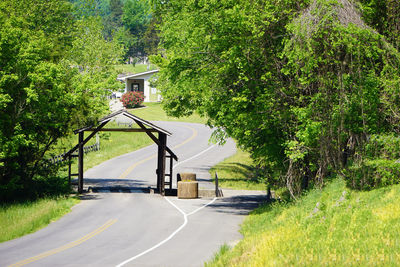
[65,109,178,195]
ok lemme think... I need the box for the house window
[131,83,140,91]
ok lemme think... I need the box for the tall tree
[122,0,151,56]
[152,0,400,196]
[0,0,123,201]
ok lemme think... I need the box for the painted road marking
[172,145,216,169]
[116,197,217,267]
[118,155,156,179]
[8,219,118,267]
[115,142,220,267]
[172,125,198,149]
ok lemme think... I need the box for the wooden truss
[64,109,178,196]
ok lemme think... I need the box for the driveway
[0,122,266,267]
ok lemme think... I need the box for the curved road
[0,122,266,267]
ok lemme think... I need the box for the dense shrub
[121,91,145,108]
[345,159,400,190]
[345,134,400,190]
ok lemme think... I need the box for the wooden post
[68,154,72,186]
[215,171,219,197]
[78,131,84,194]
[169,155,173,189]
[157,133,167,195]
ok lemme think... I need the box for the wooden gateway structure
[63,109,178,196]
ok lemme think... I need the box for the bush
[120,91,145,108]
[345,159,400,190]
[345,134,400,190]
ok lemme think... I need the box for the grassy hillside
[206,178,400,266]
[209,149,266,191]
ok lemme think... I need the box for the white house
[117,70,160,102]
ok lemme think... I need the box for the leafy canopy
[152,0,400,196]
[0,0,123,201]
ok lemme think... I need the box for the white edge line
[173,145,216,169]
[115,144,219,267]
[187,197,217,217]
[115,208,187,267]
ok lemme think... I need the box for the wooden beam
[78,131,84,194]
[64,121,108,158]
[157,133,167,196]
[85,128,158,133]
[135,120,178,161]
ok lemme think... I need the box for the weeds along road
[0,122,266,267]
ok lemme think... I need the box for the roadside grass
[52,122,153,173]
[77,130,152,172]
[127,102,207,124]
[205,178,400,266]
[0,197,79,243]
[115,64,157,74]
[4,98,205,243]
[209,149,266,191]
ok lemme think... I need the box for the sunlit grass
[209,149,266,191]
[115,63,157,74]
[206,178,400,266]
[127,102,207,124]
[3,89,206,243]
[0,197,79,243]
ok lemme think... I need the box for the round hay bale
[178,181,198,199]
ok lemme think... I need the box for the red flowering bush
[120,91,145,108]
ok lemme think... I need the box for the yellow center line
[172,125,198,150]
[119,125,197,179]
[118,155,157,179]
[8,126,198,267]
[8,219,118,267]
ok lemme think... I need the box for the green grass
[209,149,266,191]
[115,64,157,74]
[205,178,400,266]
[0,197,79,243]
[128,102,207,124]
[55,130,153,174]
[3,96,206,243]
[81,131,152,172]
[3,125,153,243]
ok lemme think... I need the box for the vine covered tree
[152,0,400,197]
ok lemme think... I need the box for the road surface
[0,121,266,267]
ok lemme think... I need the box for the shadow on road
[207,195,268,216]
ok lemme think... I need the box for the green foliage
[75,0,154,59]
[345,134,400,190]
[153,0,400,197]
[0,0,122,201]
[346,159,400,190]
[359,0,400,49]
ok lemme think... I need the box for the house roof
[117,70,159,81]
[74,109,172,136]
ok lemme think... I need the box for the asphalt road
[0,121,266,267]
